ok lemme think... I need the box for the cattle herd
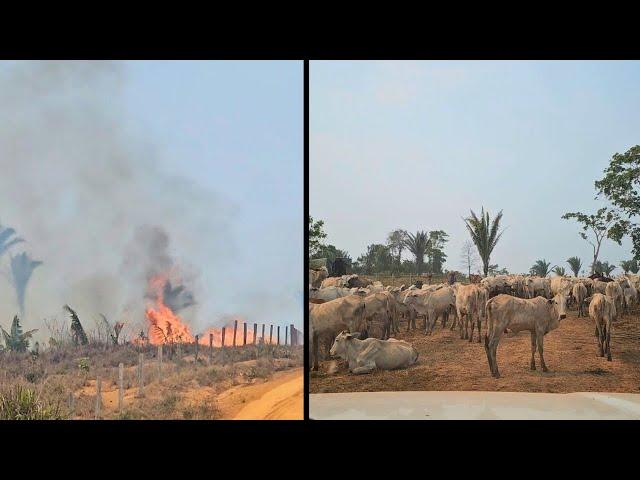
[309,268,640,379]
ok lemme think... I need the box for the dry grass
[0,342,303,420]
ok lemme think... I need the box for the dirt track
[309,309,640,394]
[232,368,303,420]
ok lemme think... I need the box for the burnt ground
[309,308,640,394]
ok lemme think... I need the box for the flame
[143,273,279,347]
[145,273,195,345]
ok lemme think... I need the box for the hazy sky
[0,60,302,335]
[310,60,640,275]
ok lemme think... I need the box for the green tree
[463,207,504,277]
[566,256,582,277]
[313,244,352,274]
[594,145,640,257]
[530,259,552,277]
[308,216,327,257]
[619,259,636,274]
[426,230,448,274]
[402,231,430,275]
[356,244,393,275]
[1,315,38,353]
[562,207,619,274]
[552,266,566,277]
[386,229,408,269]
[488,264,508,275]
[593,260,616,277]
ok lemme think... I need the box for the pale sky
[310,60,640,275]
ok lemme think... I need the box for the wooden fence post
[195,335,200,363]
[233,320,238,347]
[118,362,124,413]
[285,326,288,346]
[261,324,265,344]
[209,333,213,363]
[158,344,163,377]
[221,327,226,364]
[243,322,247,346]
[68,392,75,417]
[269,324,273,345]
[95,376,102,420]
[253,323,257,345]
[277,326,280,345]
[137,353,144,397]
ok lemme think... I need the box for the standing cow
[572,282,588,317]
[309,296,367,371]
[588,293,617,361]
[484,293,568,378]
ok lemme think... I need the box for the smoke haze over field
[0,61,302,339]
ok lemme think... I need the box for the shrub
[0,385,66,420]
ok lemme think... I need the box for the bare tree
[460,240,479,278]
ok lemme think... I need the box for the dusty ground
[309,308,640,394]
[231,367,303,420]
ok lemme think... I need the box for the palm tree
[1,315,38,352]
[593,260,616,277]
[552,266,566,277]
[0,225,24,259]
[530,259,552,277]
[566,257,582,277]
[463,207,504,277]
[10,253,42,315]
[619,259,639,274]
[403,231,430,275]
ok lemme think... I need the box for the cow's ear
[547,299,554,305]
[345,333,354,340]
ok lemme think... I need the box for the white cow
[484,293,568,378]
[329,330,419,374]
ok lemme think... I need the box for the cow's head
[330,330,355,358]
[548,293,568,320]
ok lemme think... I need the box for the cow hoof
[542,367,549,373]
[531,364,536,371]
[607,355,612,362]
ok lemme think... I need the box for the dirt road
[310,309,640,394]
[231,368,303,419]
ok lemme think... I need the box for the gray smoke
[0,61,235,339]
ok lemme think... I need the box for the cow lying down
[329,330,419,374]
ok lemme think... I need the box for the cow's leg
[469,313,475,343]
[490,336,502,378]
[477,315,482,343]
[536,332,548,372]
[530,332,537,370]
[595,321,604,357]
[459,312,465,339]
[311,332,319,371]
[484,333,494,375]
[606,319,612,361]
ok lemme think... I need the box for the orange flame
[145,273,195,345]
